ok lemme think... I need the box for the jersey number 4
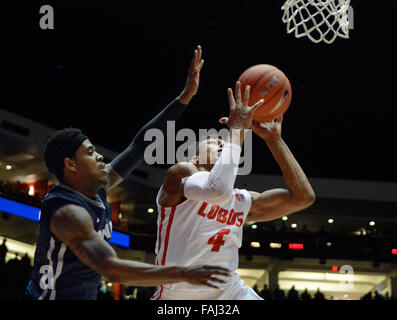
[208,229,231,252]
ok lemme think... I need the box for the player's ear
[64,157,77,173]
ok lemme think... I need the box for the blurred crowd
[0,180,41,205]
[360,290,391,300]
[0,239,32,299]
[251,284,392,301]
[261,221,391,238]
[97,281,157,301]
[254,284,327,301]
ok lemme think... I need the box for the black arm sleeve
[110,99,186,178]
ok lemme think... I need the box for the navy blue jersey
[26,184,112,300]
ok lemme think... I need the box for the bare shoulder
[160,162,198,207]
[50,204,94,243]
[248,190,261,199]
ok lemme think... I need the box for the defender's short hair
[43,127,84,182]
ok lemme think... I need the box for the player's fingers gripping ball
[238,64,292,122]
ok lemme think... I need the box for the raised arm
[246,117,315,223]
[178,82,264,205]
[104,45,205,191]
[49,204,230,287]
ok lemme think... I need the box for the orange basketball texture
[238,64,292,122]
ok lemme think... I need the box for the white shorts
[151,273,263,300]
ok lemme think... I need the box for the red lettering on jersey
[197,202,245,228]
[226,209,236,225]
[235,212,244,227]
[207,205,219,219]
[198,202,209,217]
[216,208,229,223]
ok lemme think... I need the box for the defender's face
[197,138,226,166]
[73,139,108,186]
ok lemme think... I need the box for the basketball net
[281,0,351,44]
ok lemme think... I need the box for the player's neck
[62,179,98,199]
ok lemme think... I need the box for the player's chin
[98,174,109,186]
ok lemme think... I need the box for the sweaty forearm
[265,137,315,202]
[102,257,185,286]
[110,99,187,178]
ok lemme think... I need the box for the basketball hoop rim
[281,0,351,44]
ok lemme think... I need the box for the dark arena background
[0,0,396,313]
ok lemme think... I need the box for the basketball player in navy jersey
[25,46,231,300]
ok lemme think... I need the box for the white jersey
[154,186,252,292]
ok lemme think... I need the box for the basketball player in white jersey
[151,82,315,300]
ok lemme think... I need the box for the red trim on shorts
[156,207,166,265]
[154,286,163,300]
[161,206,176,266]
[151,286,163,300]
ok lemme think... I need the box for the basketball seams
[238,64,292,122]
[241,68,287,106]
[261,78,287,106]
[255,89,291,122]
[250,70,274,91]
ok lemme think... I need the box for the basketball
[238,64,292,122]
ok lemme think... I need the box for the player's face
[73,139,108,186]
[197,138,225,166]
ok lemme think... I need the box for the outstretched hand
[183,265,232,289]
[177,45,205,105]
[219,81,264,130]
